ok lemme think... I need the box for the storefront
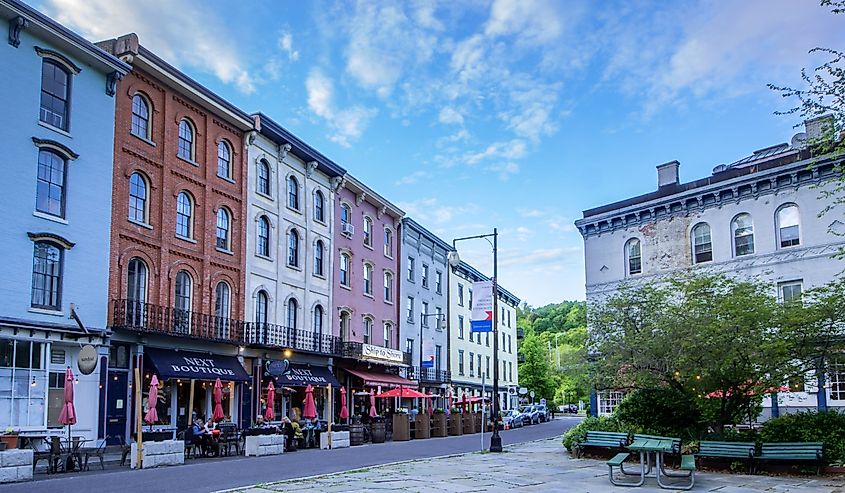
[261,361,340,423]
[341,367,417,417]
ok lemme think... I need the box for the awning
[344,368,417,389]
[266,362,340,388]
[144,347,250,382]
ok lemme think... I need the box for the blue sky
[38,0,842,306]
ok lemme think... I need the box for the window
[0,340,46,427]
[477,354,482,378]
[458,316,464,339]
[435,271,442,294]
[507,310,511,327]
[508,334,512,353]
[128,172,148,224]
[31,241,63,310]
[255,291,268,324]
[363,263,373,295]
[422,264,429,288]
[486,332,490,347]
[436,307,443,329]
[363,317,372,344]
[174,270,192,334]
[777,204,801,248]
[485,356,490,379]
[779,280,803,304]
[35,150,66,218]
[217,141,232,180]
[458,350,465,375]
[383,322,393,349]
[177,119,195,161]
[257,216,270,257]
[314,191,325,222]
[691,223,712,264]
[407,257,415,281]
[458,284,464,306]
[314,240,324,276]
[625,238,642,275]
[287,176,299,210]
[422,302,429,325]
[287,229,299,267]
[829,358,845,400]
[383,271,393,302]
[340,253,350,286]
[216,208,230,250]
[469,352,475,376]
[40,60,69,130]
[508,362,513,382]
[126,257,148,325]
[175,192,193,239]
[384,229,393,257]
[407,296,414,321]
[314,305,324,336]
[435,345,442,372]
[47,370,66,427]
[406,338,413,355]
[257,160,271,196]
[599,391,624,415]
[469,289,473,309]
[214,282,230,338]
[363,217,372,246]
[732,213,754,256]
[287,298,297,329]
[341,203,351,226]
[131,94,150,139]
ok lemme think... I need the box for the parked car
[535,405,549,422]
[567,404,578,414]
[520,405,541,425]
[501,409,524,429]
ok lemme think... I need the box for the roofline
[454,261,521,306]
[343,174,405,219]
[402,217,453,252]
[2,0,129,74]
[253,112,346,178]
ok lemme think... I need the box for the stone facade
[0,449,33,483]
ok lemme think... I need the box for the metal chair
[29,439,53,474]
[83,439,107,471]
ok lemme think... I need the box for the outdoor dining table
[625,438,682,489]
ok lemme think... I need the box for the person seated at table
[281,417,297,452]
[292,419,304,448]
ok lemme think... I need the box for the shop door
[106,370,129,444]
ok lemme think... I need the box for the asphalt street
[10,416,579,493]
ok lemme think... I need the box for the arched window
[126,257,148,326]
[174,270,192,333]
[40,60,70,130]
[287,298,298,329]
[384,271,393,302]
[214,281,230,338]
[216,208,231,250]
[363,217,373,246]
[692,223,713,264]
[339,311,351,341]
[176,192,193,239]
[341,203,351,226]
[732,213,755,256]
[36,149,67,218]
[257,216,270,257]
[177,119,195,161]
[384,228,393,257]
[314,190,325,222]
[314,240,324,276]
[777,204,800,248]
[625,238,642,276]
[314,305,324,336]
[363,263,373,295]
[217,140,232,179]
[340,253,350,286]
[255,290,268,324]
[287,175,299,210]
[363,317,373,344]
[131,94,151,139]
[257,159,271,196]
[383,322,393,349]
[128,172,148,224]
[287,229,299,267]
[31,241,63,310]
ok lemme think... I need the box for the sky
[36,0,842,306]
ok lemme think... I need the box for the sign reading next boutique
[144,347,251,382]
[361,343,404,364]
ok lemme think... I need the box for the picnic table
[608,438,695,490]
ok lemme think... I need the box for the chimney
[804,115,834,142]
[656,160,680,188]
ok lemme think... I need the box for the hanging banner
[421,335,435,368]
[470,280,493,332]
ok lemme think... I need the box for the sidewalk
[229,437,845,492]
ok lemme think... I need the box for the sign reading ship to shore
[361,343,404,364]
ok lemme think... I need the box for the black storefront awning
[145,347,250,382]
[266,361,340,388]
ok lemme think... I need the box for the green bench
[607,452,645,487]
[660,454,696,491]
[756,442,824,474]
[697,441,756,473]
[633,434,681,454]
[575,431,630,458]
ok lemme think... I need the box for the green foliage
[562,416,626,452]
[518,328,557,401]
[613,387,704,441]
[761,411,845,464]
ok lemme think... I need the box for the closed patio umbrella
[447,389,453,414]
[265,381,275,421]
[144,375,159,428]
[339,387,349,422]
[427,395,433,416]
[212,378,225,422]
[58,367,77,438]
[303,384,318,420]
[369,392,377,418]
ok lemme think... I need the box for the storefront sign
[268,362,340,387]
[144,348,251,382]
[77,345,98,375]
[361,343,404,364]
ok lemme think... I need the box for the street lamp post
[449,228,502,453]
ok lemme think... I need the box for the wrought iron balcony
[111,299,244,344]
[243,322,341,355]
[408,367,451,384]
[341,341,413,366]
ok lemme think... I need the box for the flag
[470,280,493,332]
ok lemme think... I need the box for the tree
[517,328,557,401]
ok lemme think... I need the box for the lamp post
[448,228,502,452]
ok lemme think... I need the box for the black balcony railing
[341,341,413,366]
[243,322,341,355]
[408,367,451,384]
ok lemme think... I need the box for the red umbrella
[376,387,430,398]
[303,384,318,419]
[144,375,159,426]
[447,389,453,415]
[339,387,349,421]
[212,378,225,422]
[58,367,76,426]
[369,392,377,418]
[265,381,275,421]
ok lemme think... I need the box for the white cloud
[463,140,527,166]
[395,170,432,186]
[486,161,520,181]
[278,32,300,61]
[438,107,465,125]
[484,0,566,46]
[42,0,256,94]
[519,208,544,218]
[306,70,376,147]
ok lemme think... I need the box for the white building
[575,118,845,417]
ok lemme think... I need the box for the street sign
[530,391,535,398]
[470,280,493,332]
[518,387,528,395]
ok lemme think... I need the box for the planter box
[0,449,33,483]
[462,414,476,434]
[320,431,350,450]
[392,414,411,441]
[414,414,431,439]
[432,414,448,437]
[0,436,17,450]
[131,440,184,469]
[244,435,284,457]
[349,424,365,446]
[474,413,483,433]
[448,415,463,436]
[371,421,386,443]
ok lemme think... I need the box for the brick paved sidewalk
[230,437,845,492]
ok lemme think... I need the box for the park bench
[696,441,756,473]
[607,452,644,487]
[575,431,629,458]
[662,454,696,491]
[755,442,824,475]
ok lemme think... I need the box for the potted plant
[1,428,19,450]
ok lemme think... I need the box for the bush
[760,410,845,464]
[613,387,705,441]
[562,416,627,452]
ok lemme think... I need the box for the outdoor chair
[179,429,200,459]
[29,439,54,474]
[115,435,131,467]
[83,439,107,471]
